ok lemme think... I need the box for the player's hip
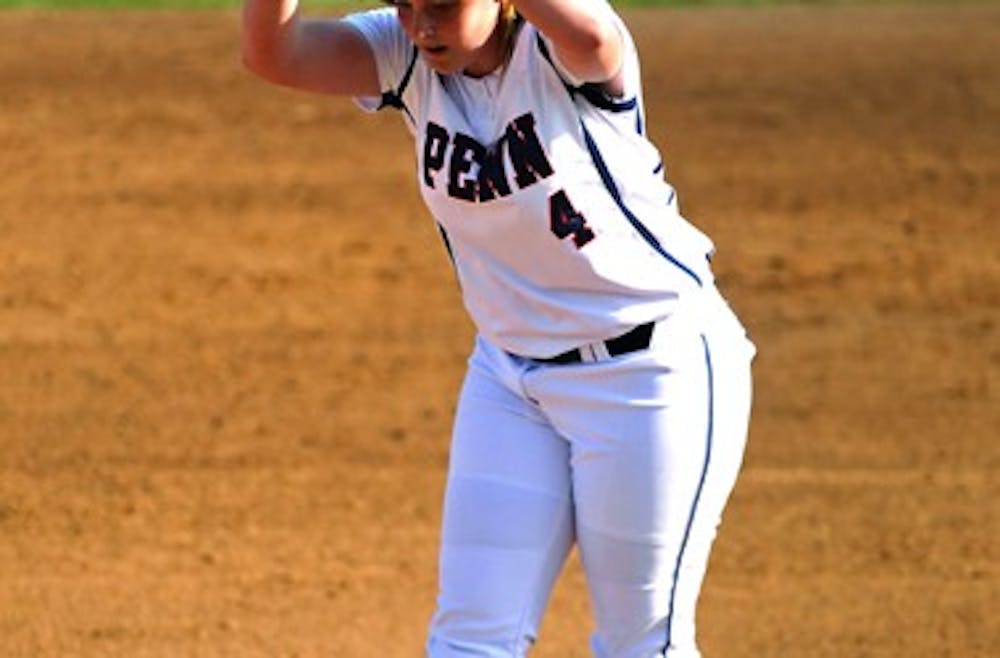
[469,283,753,400]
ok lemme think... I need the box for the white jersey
[346,8,716,358]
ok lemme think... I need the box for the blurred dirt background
[1,4,997,656]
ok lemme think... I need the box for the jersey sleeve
[341,8,413,112]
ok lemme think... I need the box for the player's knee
[426,628,532,658]
[590,630,701,658]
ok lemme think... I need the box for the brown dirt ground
[1,4,997,657]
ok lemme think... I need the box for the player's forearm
[514,0,622,83]
[241,0,302,81]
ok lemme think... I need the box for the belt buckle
[535,322,655,365]
[577,340,612,363]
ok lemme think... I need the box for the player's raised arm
[242,0,381,96]
[513,0,624,91]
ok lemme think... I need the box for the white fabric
[342,9,755,657]
[344,8,715,359]
[429,285,754,657]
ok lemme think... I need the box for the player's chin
[420,47,459,74]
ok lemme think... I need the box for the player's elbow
[242,46,266,78]
[242,41,293,87]
[242,34,272,73]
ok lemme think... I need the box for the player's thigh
[430,358,575,656]
[539,327,746,656]
[574,352,713,653]
[443,365,574,555]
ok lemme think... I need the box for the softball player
[242,0,756,656]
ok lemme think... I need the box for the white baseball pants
[425,285,755,658]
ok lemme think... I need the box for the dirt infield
[1,4,996,656]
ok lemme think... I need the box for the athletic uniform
[345,7,755,658]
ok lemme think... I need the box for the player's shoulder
[342,8,415,93]
[342,7,403,37]
[345,10,414,56]
[524,11,641,101]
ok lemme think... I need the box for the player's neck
[462,18,513,78]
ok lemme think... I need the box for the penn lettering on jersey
[422,112,554,203]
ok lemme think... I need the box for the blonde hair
[500,0,522,65]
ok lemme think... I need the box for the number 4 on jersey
[549,189,595,248]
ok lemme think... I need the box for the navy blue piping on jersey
[536,35,646,137]
[576,82,638,113]
[662,333,715,654]
[378,45,418,123]
[436,222,457,268]
[535,34,697,285]
[580,124,701,286]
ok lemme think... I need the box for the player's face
[388,0,505,77]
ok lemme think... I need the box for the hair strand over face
[500,0,521,64]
